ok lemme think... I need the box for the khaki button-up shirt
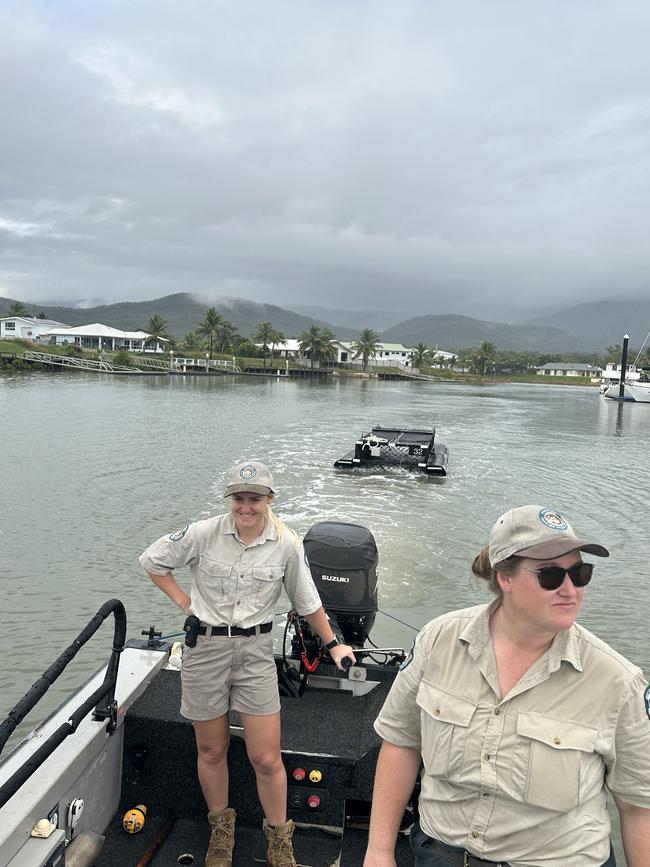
[139,512,322,627]
[375,601,650,867]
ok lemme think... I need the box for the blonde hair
[267,506,301,549]
[471,546,525,596]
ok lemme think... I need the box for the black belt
[197,622,273,637]
[426,837,508,867]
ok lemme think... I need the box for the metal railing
[169,357,242,373]
[23,351,137,373]
[0,599,127,809]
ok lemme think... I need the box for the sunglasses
[524,561,594,591]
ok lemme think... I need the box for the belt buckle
[226,625,232,637]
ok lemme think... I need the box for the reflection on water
[1,373,648,856]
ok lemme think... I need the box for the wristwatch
[325,638,339,650]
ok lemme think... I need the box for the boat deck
[95,664,414,866]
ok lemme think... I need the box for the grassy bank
[0,339,600,387]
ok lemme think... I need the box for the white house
[266,339,303,358]
[536,363,603,378]
[334,341,413,364]
[0,316,68,340]
[40,323,168,352]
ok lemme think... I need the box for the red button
[307,795,321,809]
[292,768,306,781]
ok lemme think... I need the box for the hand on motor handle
[329,643,356,671]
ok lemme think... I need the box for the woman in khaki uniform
[140,461,355,867]
[363,505,650,867]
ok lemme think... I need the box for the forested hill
[0,294,358,341]
[381,314,586,353]
[1,293,647,352]
[525,299,649,350]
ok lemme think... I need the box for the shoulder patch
[644,684,650,720]
[399,639,416,671]
[169,524,189,542]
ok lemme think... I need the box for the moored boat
[604,381,650,403]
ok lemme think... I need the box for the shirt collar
[459,599,583,672]
[223,511,278,545]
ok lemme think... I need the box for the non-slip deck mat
[96,814,344,866]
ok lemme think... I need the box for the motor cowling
[303,521,378,647]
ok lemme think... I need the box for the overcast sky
[2,1,650,321]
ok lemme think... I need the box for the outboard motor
[303,521,378,647]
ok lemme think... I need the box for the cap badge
[239,464,257,481]
[538,509,568,531]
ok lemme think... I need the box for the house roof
[536,363,603,372]
[339,341,412,352]
[1,316,68,327]
[41,323,167,341]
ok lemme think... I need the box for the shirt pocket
[512,711,598,811]
[200,558,236,605]
[416,681,477,779]
[252,565,285,607]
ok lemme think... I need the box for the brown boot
[265,819,297,867]
[205,807,236,867]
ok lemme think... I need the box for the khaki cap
[488,505,609,566]
[223,461,275,497]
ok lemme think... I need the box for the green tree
[8,301,29,316]
[180,331,204,354]
[476,340,498,377]
[36,311,48,319]
[351,328,381,371]
[235,338,260,359]
[215,319,238,355]
[298,325,336,374]
[145,314,169,342]
[410,342,432,370]
[268,328,286,364]
[606,344,622,362]
[254,321,276,368]
[197,308,225,355]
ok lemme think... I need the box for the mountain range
[0,293,647,353]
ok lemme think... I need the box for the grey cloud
[1,0,650,319]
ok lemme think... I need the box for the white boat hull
[604,382,650,402]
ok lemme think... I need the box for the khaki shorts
[180,631,280,720]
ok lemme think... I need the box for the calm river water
[1,371,647,856]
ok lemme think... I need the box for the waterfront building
[0,316,68,340]
[39,323,168,352]
[536,362,603,378]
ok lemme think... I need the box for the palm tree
[254,321,276,368]
[410,342,432,370]
[146,314,169,339]
[141,314,169,352]
[477,340,498,377]
[215,319,238,355]
[197,308,225,355]
[269,328,286,364]
[297,325,336,374]
[351,328,381,371]
[8,301,29,317]
[181,331,203,354]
